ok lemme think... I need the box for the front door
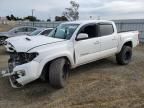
[74,24,101,65]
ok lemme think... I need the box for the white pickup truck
[2,20,139,88]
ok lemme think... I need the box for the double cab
[2,20,139,88]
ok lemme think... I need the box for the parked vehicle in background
[1,20,139,88]
[0,26,38,44]
[28,28,53,36]
[4,28,53,52]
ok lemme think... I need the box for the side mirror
[76,33,88,41]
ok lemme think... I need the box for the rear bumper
[8,61,40,88]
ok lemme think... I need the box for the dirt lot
[0,25,144,108]
[1,46,144,108]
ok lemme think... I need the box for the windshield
[28,29,42,36]
[48,24,79,39]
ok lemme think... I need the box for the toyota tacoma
[2,20,139,88]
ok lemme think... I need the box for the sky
[0,0,144,21]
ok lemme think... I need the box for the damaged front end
[1,51,39,88]
[8,53,24,88]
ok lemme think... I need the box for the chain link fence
[114,19,144,42]
[17,19,144,42]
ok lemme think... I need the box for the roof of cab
[62,20,113,25]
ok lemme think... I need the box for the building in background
[0,17,7,24]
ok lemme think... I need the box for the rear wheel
[49,58,69,88]
[116,46,132,65]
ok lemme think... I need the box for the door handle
[94,41,100,45]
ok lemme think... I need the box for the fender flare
[118,38,133,52]
[37,53,74,78]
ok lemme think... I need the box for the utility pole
[31,9,35,27]
[32,9,35,17]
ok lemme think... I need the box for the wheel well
[123,41,132,48]
[40,56,71,81]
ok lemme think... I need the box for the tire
[116,46,132,65]
[49,58,69,88]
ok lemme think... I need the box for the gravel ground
[0,25,144,108]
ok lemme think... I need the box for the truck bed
[118,30,139,48]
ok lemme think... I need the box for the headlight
[16,52,39,64]
[24,52,39,61]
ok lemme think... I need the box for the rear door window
[99,24,114,36]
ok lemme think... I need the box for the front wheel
[116,46,132,65]
[49,58,70,88]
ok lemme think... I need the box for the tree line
[6,0,79,22]
[6,15,39,21]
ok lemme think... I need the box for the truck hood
[6,35,65,52]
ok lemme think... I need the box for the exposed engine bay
[9,52,39,65]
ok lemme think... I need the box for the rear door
[75,23,101,65]
[98,23,118,54]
